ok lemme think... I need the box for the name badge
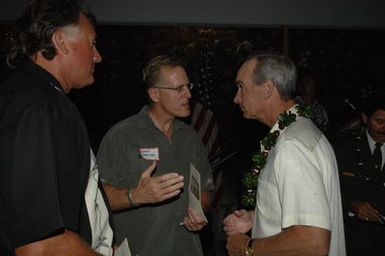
[139,147,159,160]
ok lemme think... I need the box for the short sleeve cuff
[282,214,331,231]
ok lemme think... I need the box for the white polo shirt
[252,115,346,256]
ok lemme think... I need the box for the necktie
[373,142,383,170]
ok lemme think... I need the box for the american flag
[188,37,235,209]
[189,38,220,157]
[190,101,219,157]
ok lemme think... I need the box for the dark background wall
[1,0,385,150]
[2,0,385,28]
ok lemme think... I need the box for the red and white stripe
[191,102,220,156]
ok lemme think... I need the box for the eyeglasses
[153,83,194,93]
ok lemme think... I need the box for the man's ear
[148,87,160,103]
[52,30,69,55]
[361,112,368,125]
[263,80,274,100]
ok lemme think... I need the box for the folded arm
[15,229,102,256]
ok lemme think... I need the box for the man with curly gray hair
[0,0,113,255]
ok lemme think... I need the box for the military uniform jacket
[333,127,385,255]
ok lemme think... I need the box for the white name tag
[139,147,159,160]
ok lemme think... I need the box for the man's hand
[183,208,207,231]
[226,233,250,256]
[223,209,253,235]
[351,200,384,224]
[131,161,184,204]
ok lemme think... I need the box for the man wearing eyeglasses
[96,55,214,256]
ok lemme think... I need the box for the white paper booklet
[188,164,208,222]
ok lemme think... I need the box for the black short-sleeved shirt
[0,62,91,247]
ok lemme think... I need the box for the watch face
[245,247,254,256]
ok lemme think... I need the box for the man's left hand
[183,208,207,231]
[226,233,250,256]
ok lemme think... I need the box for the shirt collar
[137,105,185,133]
[21,61,65,93]
[261,104,299,151]
[269,104,299,133]
[366,129,383,153]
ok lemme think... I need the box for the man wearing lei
[223,54,345,256]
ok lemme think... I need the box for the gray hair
[247,54,297,100]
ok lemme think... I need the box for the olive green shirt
[97,106,214,256]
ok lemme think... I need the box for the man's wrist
[245,238,254,256]
[127,188,139,207]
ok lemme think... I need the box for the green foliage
[295,104,313,119]
[240,191,256,210]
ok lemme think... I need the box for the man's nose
[233,90,241,104]
[94,48,102,63]
[185,86,192,98]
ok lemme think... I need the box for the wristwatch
[245,239,254,256]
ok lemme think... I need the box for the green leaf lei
[240,104,312,209]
